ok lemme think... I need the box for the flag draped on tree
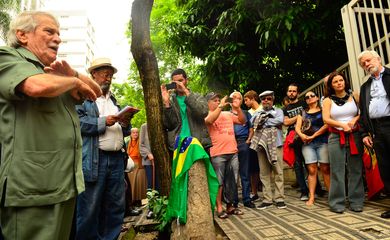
[164,136,219,224]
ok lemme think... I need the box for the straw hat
[88,57,117,74]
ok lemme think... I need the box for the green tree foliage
[117,0,212,128]
[0,0,20,41]
[163,0,350,99]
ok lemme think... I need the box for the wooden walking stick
[152,159,155,190]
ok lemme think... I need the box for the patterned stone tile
[214,186,390,239]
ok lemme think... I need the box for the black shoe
[381,210,390,218]
[257,202,273,210]
[244,201,256,208]
[299,193,309,201]
[316,189,326,198]
[276,201,287,209]
[330,208,344,214]
[146,210,154,219]
[350,206,363,212]
[127,208,141,216]
[250,194,259,201]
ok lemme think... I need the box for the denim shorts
[302,142,329,164]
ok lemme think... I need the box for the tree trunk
[171,161,216,240]
[130,0,171,195]
[131,2,216,239]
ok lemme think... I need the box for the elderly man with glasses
[75,58,133,239]
[249,90,286,209]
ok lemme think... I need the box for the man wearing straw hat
[76,58,133,239]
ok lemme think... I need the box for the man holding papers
[75,58,133,239]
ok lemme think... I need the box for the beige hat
[259,90,274,98]
[88,57,118,74]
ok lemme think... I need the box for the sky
[44,0,133,82]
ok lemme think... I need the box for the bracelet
[74,70,79,78]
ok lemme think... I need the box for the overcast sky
[45,0,133,82]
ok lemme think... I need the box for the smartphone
[227,97,233,103]
[165,82,177,90]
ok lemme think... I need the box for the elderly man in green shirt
[0,11,101,240]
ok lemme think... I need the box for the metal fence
[301,0,390,99]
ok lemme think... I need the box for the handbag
[301,111,315,136]
[125,157,135,172]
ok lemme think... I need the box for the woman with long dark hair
[295,91,330,206]
[322,71,364,213]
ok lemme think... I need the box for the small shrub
[146,189,170,231]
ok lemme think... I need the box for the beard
[263,104,273,111]
[101,83,110,93]
[368,65,379,75]
[288,95,297,101]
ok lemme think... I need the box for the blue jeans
[328,132,364,211]
[76,150,125,240]
[293,143,309,194]
[235,140,252,204]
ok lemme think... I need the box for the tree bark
[131,1,216,239]
[131,0,171,195]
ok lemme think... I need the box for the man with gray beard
[250,91,286,209]
[358,50,390,218]
[75,58,133,239]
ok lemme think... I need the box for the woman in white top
[322,71,364,214]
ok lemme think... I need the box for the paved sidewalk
[215,186,390,240]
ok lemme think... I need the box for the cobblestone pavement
[215,186,390,240]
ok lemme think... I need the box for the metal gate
[341,0,390,90]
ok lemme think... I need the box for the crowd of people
[0,10,389,240]
[160,55,390,221]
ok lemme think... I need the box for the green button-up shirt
[0,46,84,207]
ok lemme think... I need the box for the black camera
[165,82,177,90]
[227,97,233,103]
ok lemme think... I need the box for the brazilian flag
[164,136,219,224]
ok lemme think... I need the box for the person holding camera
[295,91,330,206]
[205,92,246,218]
[161,68,211,152]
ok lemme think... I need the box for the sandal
[217,210,228,219]
[121,226,129,232]
[227,208,244,215]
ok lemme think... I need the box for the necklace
[330,93,350,106]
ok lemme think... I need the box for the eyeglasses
[305,94,316,100]
[261,96,273,101]
[97,71,114,79]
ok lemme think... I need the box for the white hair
[7,11,59,48]
[357,50,381,66]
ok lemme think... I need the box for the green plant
[146,189,170,231]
